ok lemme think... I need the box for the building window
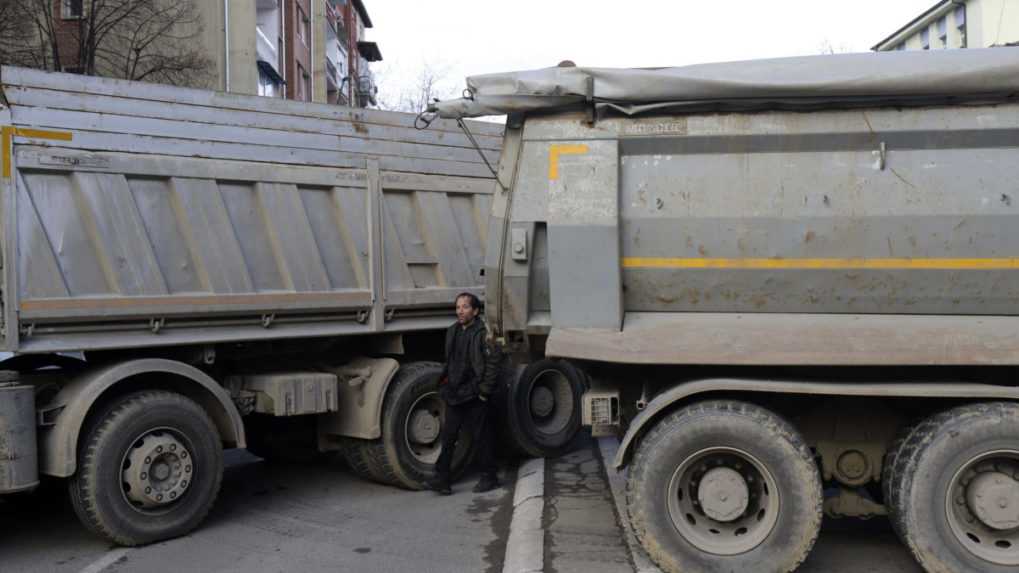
[955,5,967,48]
[297,64,310,101]
[937,16,947,47]
[920,28,930,50]
[258,70,280,98]
[61,0,83,19]
[297,5,309,47]
[258,61,284,98]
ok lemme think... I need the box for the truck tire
[68,391,223,546]
[338,437,391,485]
[377,362,473,489]
[506,359,585,458]
[888,402,1019,573]
[882,420,922,541]
[626,400,822,573]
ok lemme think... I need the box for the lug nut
[145,457,152,464]
[170,444,176,451]
[170,492,177,499]
[156,446,163,453]
[145,487,152,494]
[185,465,192,473]
[181,452,188,459]
[157,494,163,501]
[181,480,188,488]
[141,472,147,480]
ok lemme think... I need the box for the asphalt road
[1,441,925,573]
[0,450,514,573]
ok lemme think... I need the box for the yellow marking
[622,257,1019,270]
[548,143,589,180]
[1,126,73,179]
[14,127,73,141]
[1,126,12,179]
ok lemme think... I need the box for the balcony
[256,26,279,72]
[354,72,377,107]
[326,59,339,89]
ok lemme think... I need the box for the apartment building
[199,0,382,106]
[873,0,1019,51]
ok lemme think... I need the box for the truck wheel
[338,438,391,484]
[626,400,822,573]
[889,402,1019,573]
[68,391,223,546]
[882,421,921,541]
[378,362,473,489]
[506,359,585,458]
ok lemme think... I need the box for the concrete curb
[598,437,663,573]
[503,457,545,573]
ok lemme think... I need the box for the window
[258,69,280,98]
[895,43,906,51]
[61,0,83,19]
[297,5,309,46]
[297,64,309,101]
[955,5,967,48]
[920,28,930,50]
[937,16,947,47]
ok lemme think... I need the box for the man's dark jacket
[440,318,500,405]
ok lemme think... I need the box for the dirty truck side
[453,49,1019,573]
[0,66,573,546]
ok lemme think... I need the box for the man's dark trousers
[434,398,497,485]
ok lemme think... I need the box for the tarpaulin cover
[432,48,1019,118]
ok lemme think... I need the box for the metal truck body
[467,50,1019,573]
[0,66,505,545]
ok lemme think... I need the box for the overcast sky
[365,0,939,106]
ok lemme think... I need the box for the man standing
[426,292,500,495]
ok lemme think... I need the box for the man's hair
[455,292,481,310]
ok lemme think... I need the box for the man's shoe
[472,475,500,493]
[425,478,452,496]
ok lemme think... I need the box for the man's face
[456,296,479,325]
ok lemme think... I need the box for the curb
[503,457,545,573]
[598,437,663,573]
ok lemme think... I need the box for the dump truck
[0,66,592,546]
[432,47,1019,573]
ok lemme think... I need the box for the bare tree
[818,39,855,55]
[376,62,459,113]
[0,0,212,87]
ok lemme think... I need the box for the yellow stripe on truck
[2,126,74,178]
[622,257,1019,270]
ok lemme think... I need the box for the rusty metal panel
[0,67,499,352]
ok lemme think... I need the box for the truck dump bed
[470,49,1019,366]
[0,67,502,353]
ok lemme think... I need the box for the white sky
[365,0,939,105]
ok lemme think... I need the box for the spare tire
[506,359,585,458]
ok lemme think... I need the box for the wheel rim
[945,449,1019,565]
[527,369,575,436]
[666,447,781,556]
[404,391,444,464]
[120,427,194,513]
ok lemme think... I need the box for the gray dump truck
[0,66,591,546]
[433,47,1019,573]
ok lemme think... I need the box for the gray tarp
[432,48,1019,119]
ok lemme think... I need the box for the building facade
[873,0,1019,51]
[195,0,382,106]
